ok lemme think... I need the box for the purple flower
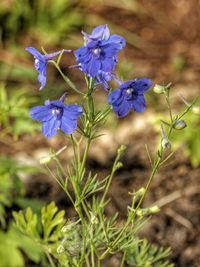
[108,78,153,118]
[95,71,121,91]
[30,94,83,138]
[26,47,71,90]
[74,25,125,77]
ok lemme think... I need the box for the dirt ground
[1,0,200,266]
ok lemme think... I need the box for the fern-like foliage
[125,239,174,267]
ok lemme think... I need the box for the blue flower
[30,94,83,138]
[108,78,153,118]
[74,25,125,77]
[26,47,71,90]
[95,71,122,91]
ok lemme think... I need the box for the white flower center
[34,58,40,70]
[52,109,60,115]
[126,88,134,94]
[92,48,101,56]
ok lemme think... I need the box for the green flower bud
[149,205,160,214]
[40,156,52,164]
[115,161,123,171]
[173,120,187,130]
[153,84,165,94]
[57,244,65,254]
[89,211,98,225]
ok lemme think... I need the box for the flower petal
[60,117,78,135]
[74,46,91,63]
[63,104,83,116]
[26,47,44,61]
[91,25,110,40]
[131,94,146,112]
[37,64,47,90]
[42,117,60,138]
[112,98,131,118]
[108,89,123,105]
[86,57,101,77]
[131,78,153,93]
[107,34,126,49]
[30,106,53,122]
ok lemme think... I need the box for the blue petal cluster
[108,78,153,118]
[74,25,125,77]
[26,47,70,90]
[30,95,83,138]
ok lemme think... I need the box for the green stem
[49,60,84,95]
[120,251,126,267]
[44,248,56,267]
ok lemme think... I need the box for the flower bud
[89,211,98,225]
[153,84,165,94]
[40,156,52,164]
[161,137,171,150]
[192,105,200,115]
[57,244,65,254]
[149,205,160,214]
[161,125,171,149]
[115,161,123,171]
[117,145,126,154]
[173,120,187,130]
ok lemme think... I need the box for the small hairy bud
[57,244,65,254]
[161,137,171,150]
[117,145,126,154]
[40,156,52,164]
[115,161,123,171]
[149,206,160,214]
[173,120,187,130]
[89,211,98,225]
[153,84,165,94]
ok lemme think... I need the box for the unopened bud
[89,211,98,225]
[149,206,160,214]
[161,125,171,150]
[115,161,123,170]
[173,120,187,130]
[40,156,52,164]
[192,105,200,115]
[57,244,65,254]
[153,84,165,94]
[117,145,126,154]
[137,187,145,196]
[162,137,171,150]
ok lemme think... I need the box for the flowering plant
[13,25,195,267]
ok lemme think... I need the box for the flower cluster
[27,25,152,138]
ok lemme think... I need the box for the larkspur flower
[30,94,82,138]
[26,47,71,90]
[108,78,152,118]
[74,25,125,77]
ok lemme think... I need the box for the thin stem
[165,91,173,123]
[120,251,126,267]
[91,246,95,267]
[44,248,56,267]
[49,60,84,95]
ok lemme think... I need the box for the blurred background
[0,0,200,266]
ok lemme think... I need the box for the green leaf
[41,201,66,241]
